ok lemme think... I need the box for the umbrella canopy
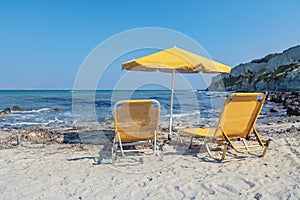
[122,46,231,140]
[122,46,231,74]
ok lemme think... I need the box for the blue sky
[1,0,300,89]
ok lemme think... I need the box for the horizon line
[0,88,208,91]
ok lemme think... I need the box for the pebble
[270,107,280,112]
[254,193,262,200]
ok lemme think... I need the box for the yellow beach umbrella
[122,46,231,140]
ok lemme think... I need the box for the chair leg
[188,135,195,149]
[220,144,228,161]
[111,139,117,165]
[205,143,213,158]
[241,138,249,151]
[117,133,126,157]
[177,132,183,144]
[261,139,271,157]
[154,131,157,156]
[111,147,116,164]
[159,144,164,161]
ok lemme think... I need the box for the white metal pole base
[168,69,175,140]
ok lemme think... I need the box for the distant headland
[208,45,300,92]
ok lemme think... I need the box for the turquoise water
[0,90,279,129]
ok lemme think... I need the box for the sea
[0,90,285,130]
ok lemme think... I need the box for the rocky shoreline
[0,125,114,150]
[267,91,300,116]
[1,118,299,151]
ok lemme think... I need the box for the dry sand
[0,122,299,199]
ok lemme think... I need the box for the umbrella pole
[168,69,175,140]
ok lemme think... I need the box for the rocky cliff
[208,45,300,91]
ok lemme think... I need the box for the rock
[254,193,263,200]
[28,132,37,138]
[270,107,280,112]
[286,125,297,133]
[270,93,285,104]
[200,124,210,128]
[28,132,45,138]
[291,91,300,97]
[12,106,24,111]
[54,108,61,112]
[287,105,300,116]
[0,108,11,117]
[161,127,170,133]
[283,98,293,108]
[277,119,288,123]
[266,92,300,116]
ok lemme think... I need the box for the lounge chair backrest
[214,93,265,139]
[114,100,160,142]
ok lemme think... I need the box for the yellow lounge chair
[181,93,271,161]
[112,99,163,163]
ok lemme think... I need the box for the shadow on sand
[63,129,114,164]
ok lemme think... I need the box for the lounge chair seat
[181,93,271,161]
[112,99,163,163]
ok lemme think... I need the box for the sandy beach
[0,120,299,199]
[2,0,300,199]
